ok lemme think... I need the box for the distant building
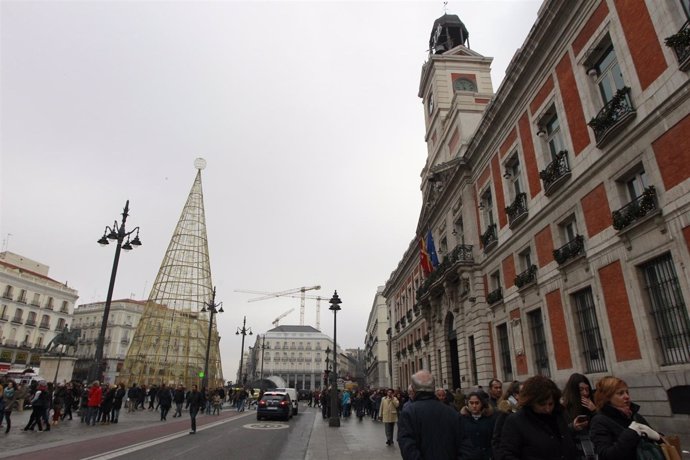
[246,325,343,390]
[72,299,145,384]
[0,251,78,372]
[364,286,391,388]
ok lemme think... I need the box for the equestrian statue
[45,326,81,354]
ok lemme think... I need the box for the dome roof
[429,13,469,53]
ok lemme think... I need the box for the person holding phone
[562,373,597,460]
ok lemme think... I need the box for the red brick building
[383,0,690,437]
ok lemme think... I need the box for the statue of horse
[45,326,81,354]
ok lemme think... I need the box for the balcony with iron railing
[481,224,498,253]
[515,265,538,289]
[588,86,635,147]
[487,287,503,305]
[416,243,474,302]
[612,186,659,231]
[539,150,571,196]
[506,193,528,228]
[25,319,37,327]
[554,235,585,266]
[0,315,7,321]
[665,20,690,71]
[11,317,23,325]
[39,323,50,330]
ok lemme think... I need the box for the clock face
[454,78,477,92]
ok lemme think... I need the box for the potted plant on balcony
[665,24,690,50]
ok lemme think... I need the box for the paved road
[0,402,403,460]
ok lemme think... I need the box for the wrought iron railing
[515,265,538,288]
[487,287,503,304]
[612,186,658,231]
[481,224,498,252]
[415,339,422,349]
[416,244,474,301]
[588,86,635,145]
[554,235,585,265]
[539,150,571,195]
[506,193,528,227]
[665,20,690,70]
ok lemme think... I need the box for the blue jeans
[87,407,99,426]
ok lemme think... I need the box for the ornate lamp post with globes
[201,286,223,391]
[236,316,252,386]
[328,291,342,428]
[90,200,142,383]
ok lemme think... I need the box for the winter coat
[87,386,102,408]
[379,395,399,423]
[187,390,204,411]
[173,388,185,404]
[498,405,577,460]
[492,398,518,460]
[589,403,649,460]
[113,388,126,410]
[398,392,472,460]
[101,388,115,412]
[3,386,16,413]
[460,406,497,460]
[158,388,173,408]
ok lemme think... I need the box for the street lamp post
[91,200,142,383]
[328,291,342,428]
[259,335,269,392]
[201,286,223,391]
[236,316,252,386]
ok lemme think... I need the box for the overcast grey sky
[1,0,541,381]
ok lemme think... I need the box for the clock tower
[419,13,494,178]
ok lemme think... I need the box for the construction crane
[275,293,330,330]
[234,285,321,326]
[272,308,295,327]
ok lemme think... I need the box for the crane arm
[243,285,321,302]
[272,308,296,326]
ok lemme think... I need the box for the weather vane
[443,1,448,13]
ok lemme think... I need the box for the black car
[256,392,292,421]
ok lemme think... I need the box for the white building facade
[364,286,391,388]
[247,325,343,391]
[0,252,78,372]
[72,299,145,383]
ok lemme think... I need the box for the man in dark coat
[397,370,474,459]
[157,384,172,421]
[187,384,204,434]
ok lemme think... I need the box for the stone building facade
[384,0,690,437]
[0,252,79,371]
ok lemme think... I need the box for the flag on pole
[426,229,439,269]
[419,229,439,276]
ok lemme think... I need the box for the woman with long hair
[562,373,597,459]
[460,391,496,460]
[498,375,577,460]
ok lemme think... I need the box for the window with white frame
[481,189,494,227]
[543,110,565,161]
[519,247,533,272]
[625,168,648,201]
[591,42,625,105]
[560,216,579,244]
[505,154,523,202]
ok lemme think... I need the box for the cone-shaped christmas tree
[120,159,222,389]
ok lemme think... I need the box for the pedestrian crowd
[311,371,683,460]
[0,376,246,435]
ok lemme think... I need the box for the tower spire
[121,158,222,389]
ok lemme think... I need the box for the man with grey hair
[398,370,474,459]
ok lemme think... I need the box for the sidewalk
[305,410,401,460]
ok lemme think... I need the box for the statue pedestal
[40,354,77,384]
